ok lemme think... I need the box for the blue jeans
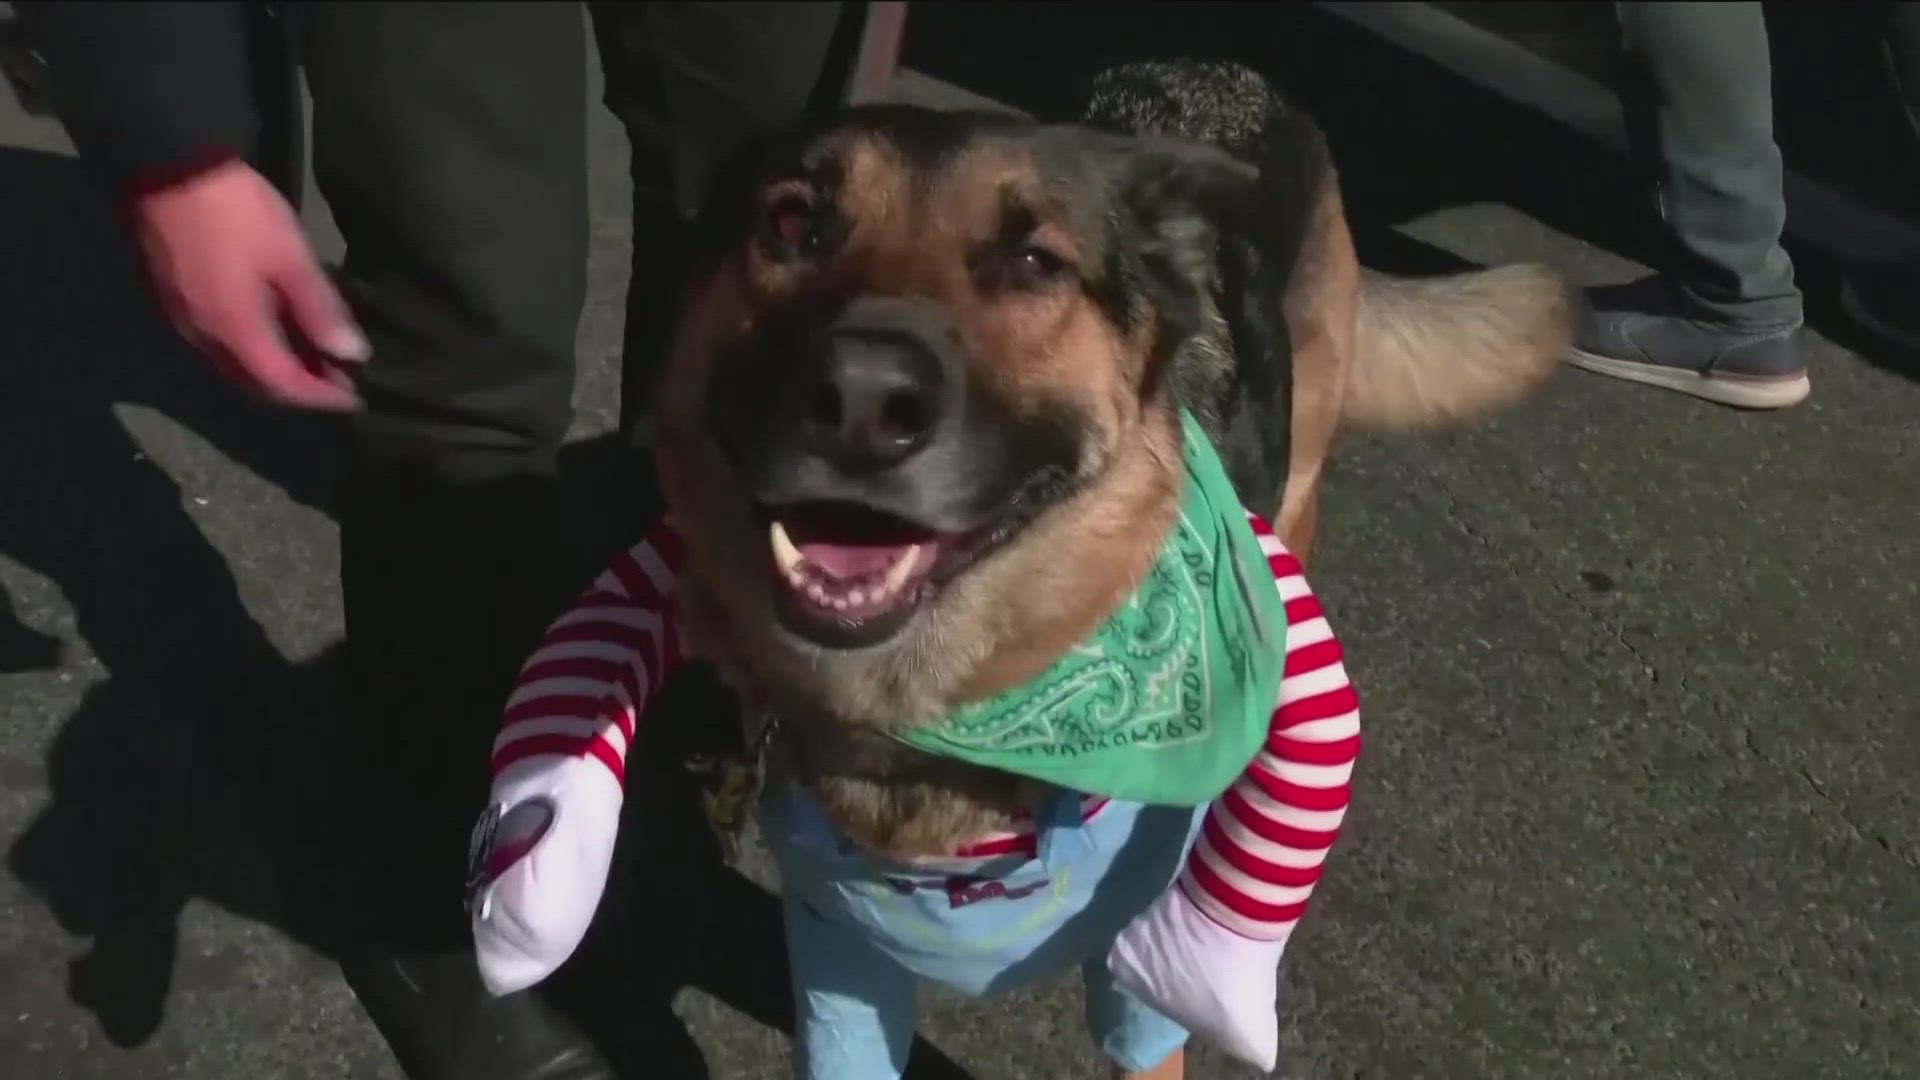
[1617,1,1801,326]
[761,783,1204,1078]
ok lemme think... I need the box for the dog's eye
[1009,246,1070,288]
[764,195,823,258]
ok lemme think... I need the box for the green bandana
[896,409,1286,807]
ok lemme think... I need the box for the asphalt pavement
[2,5,1916,1079]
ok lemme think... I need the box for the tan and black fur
[1083,60,1573,554]
[650,60,1573,863]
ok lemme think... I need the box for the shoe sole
[1565,348,1810,409]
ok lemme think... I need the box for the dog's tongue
[797,541,912,580]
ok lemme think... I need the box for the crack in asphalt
[1743,728,1920,873]
[1423,463,1662,690]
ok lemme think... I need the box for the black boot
[336,462,615,1080]
[336,738,618,1080]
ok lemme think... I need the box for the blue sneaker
[1567,277,1809,409]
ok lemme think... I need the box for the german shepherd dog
[650,59,1570,1074]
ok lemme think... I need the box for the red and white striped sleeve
[1179,511,1360,942]
[472,519,693,996]
[490,519,690,790]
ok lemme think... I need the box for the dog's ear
[1120,137,1258,229]
[1110,137,1258,380]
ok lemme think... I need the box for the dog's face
[654,107,1253,721]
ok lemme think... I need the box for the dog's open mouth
[753,463,1078,648]
[763,501,953,647]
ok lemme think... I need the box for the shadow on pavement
[0,143,354,1049]
[0,601,60,672]
[0,144,972,1077]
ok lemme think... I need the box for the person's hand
[132,158,369,411]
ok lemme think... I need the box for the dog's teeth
[879,544,922,597]
[847,588,869,608]
[770,520,804,577]
[780,560,808,589]
[831,596,851,611]
[805,582,832,607]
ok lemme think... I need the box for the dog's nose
[800,326,944,472]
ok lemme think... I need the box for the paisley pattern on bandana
[897,410,1285,807]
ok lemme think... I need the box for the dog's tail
[1345,263,1572,430]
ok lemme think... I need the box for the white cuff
[469,756,626,996]
[1108,884,1286,1072]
